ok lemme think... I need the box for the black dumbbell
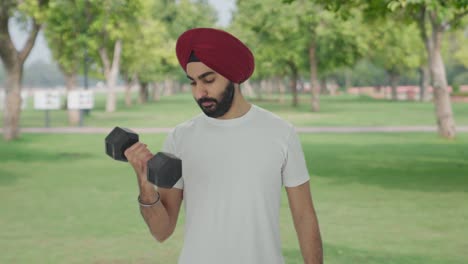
[105,126,182,188]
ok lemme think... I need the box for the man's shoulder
[252,104,294,131]
[170,113,204,137]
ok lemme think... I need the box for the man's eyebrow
[186,71,215,81]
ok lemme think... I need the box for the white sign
[34,90,61,110]
[21,91,28,109]
[67,90,94,110]
[0,91,28,110]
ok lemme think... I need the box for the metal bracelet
[138,192,160,207]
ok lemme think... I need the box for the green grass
[4,92,468,128]
[1,133,467,263]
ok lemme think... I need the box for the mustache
[197,97,218,104]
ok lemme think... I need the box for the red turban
[175,28,255,84]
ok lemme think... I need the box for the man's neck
[217,89,251,120]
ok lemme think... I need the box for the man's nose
[194,84,208,99]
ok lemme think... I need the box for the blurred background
[1,0,467,263]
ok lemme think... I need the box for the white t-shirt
[161,104,310,264]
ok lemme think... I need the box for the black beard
[196,82,235,118]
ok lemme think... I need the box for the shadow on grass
[283,242,462,264]
[303,138,468,193]
[0,138,95,186]
[0,168,16,185]
[0,147,94,163]
[251,94,432,116]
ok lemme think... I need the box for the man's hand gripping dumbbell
[105,127,182,206]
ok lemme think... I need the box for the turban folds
[176,28,255,84]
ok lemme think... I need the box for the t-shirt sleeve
[161,130,184,190]
[281,126,310,187]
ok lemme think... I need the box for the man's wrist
[139,181,157,202]
[139,189,158,203]
[138,191,160,207]
[138,174,153,188]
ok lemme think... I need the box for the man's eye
[190,82,196,86]
[204,79,215,83]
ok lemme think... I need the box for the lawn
[1,133,467,264]
[3,92,468,128]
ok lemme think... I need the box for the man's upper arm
[282,126,310,187]
[158,187,183,233]
[286,181,315,219]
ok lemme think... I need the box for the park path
[1,126,468,134]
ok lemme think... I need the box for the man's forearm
[295,212,323,264]
[138,182,171,242]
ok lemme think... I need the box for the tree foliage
[368,19,423,76]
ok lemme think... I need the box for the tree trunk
[418,8,456,138]
[345,68,352,91]
[260,79,268,100]
[389,71,399,101]
[266,78,274,100]
[278,77,286,104]
[254,81,262,101]
[152,82,161,102]
[320,78,327,95]
[418,64,430,102]
[430,32,456,138]
[273,76,280,95]
[164,79,173,96]
[124,82,133,107]
[309,41,320,112]
[288,62,298,107]
[3,65,23,140]
[124,73,136,107]
[329,78,338,96]
[0,12,41,140]
[174,82,181,94]
[99,39,122,113]
[64,72,80,126]
[428,14,456,139]
[181,83,190,93]
[139,81,149,104]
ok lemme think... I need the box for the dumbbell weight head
[147,152,182,188]
[105,127,139,162]
[105,127,182,188]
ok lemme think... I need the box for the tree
[159,0,218,95]
[367,19,423,100]
[0,0,49,140]
[298,4,366,110]
[86,0,142,113]
[399,0,467,138]
[444,22,468,70]
[232,0,308,106]
[234,0,366,109]
[302,0,468,138]
[44,0,89,125]
[119,0,178,105]
[445,24,468,91]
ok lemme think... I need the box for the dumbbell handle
[105,126,139,162]
[105,126,182,188]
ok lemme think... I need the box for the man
[124,28,323,264]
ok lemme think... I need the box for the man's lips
[202,102,215,107]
